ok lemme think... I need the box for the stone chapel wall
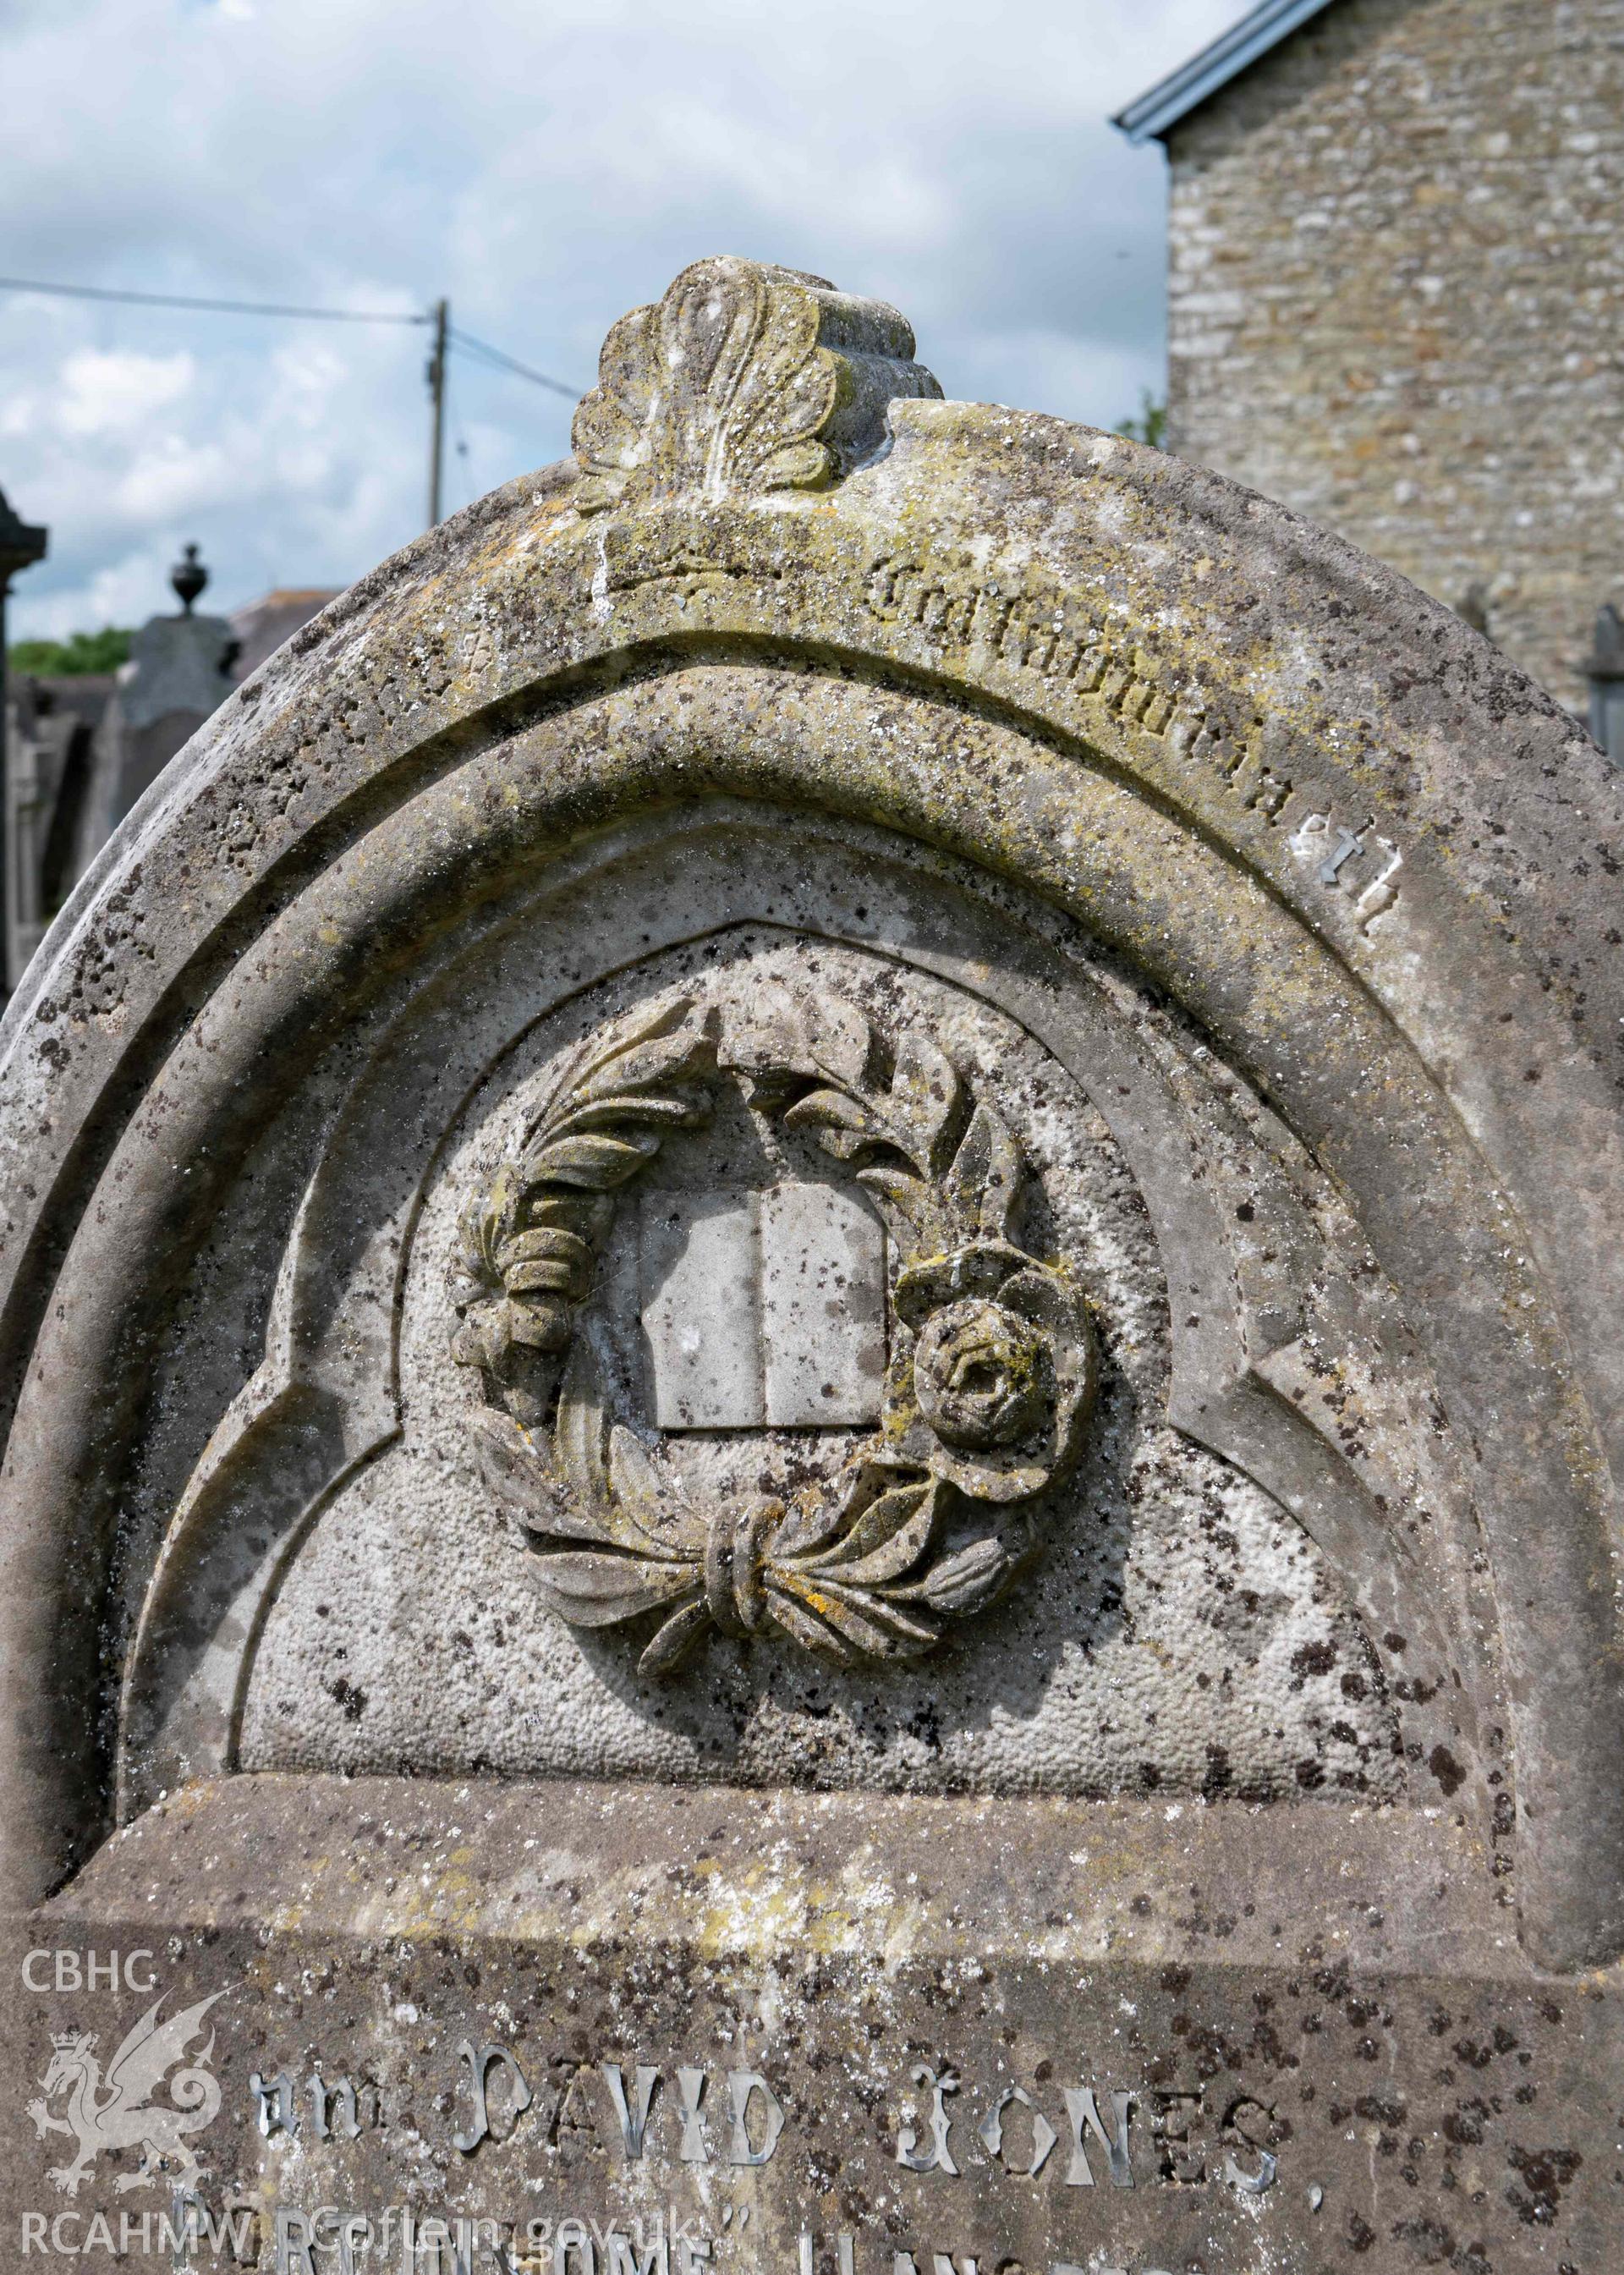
[1163,0,1624,711]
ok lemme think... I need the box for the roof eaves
[1112,0,1340,144]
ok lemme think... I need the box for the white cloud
[56,347,196,438]
[110,435,233,521]
[1,0,1244,640]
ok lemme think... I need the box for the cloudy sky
[2,0,1243,641]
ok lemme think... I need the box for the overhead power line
[449,325,579,400]
[0,274,581,393]
[0,273,429,324]
[0,271,584,535]
[0,280,584,397]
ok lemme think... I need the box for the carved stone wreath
[447,985,1095,1674]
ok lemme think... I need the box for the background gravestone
[70,545,239,887]
[0,256,1620,2272]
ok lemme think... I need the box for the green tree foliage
[8,626,133,677]
[1116,393,1167,449]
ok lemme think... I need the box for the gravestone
[72,545,239,884]
[1,256,1621,2272]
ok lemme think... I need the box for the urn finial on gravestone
[570,255,942,514]
[170,541,208,616]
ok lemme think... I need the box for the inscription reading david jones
[249,2039,1281,2186]
[243,2050,1280,2275]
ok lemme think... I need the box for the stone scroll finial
[571,256,941,514]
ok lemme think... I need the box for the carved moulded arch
[111,810,1479,1819]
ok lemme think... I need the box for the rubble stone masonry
[1164,0,1624,712]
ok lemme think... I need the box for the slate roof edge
[1112,0,1341,143]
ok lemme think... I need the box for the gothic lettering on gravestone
[248,2069,294,2139]
[725,2070,787,2168]
[896,2066,962,2176]
[601,2062,661,2159]
[596,2062,788,2168]
[675,2066,709,2162]
[452,2041,533,2155]
[249,2067,376,2141]
[1063,2088,1135,2190]
[450,981,1095,1674]
[977,2084,1057,2178]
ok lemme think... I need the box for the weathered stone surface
[0,255,1621,2268]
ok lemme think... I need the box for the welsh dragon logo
[27,1993,222,2197]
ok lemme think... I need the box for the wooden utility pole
[426,298,449,528]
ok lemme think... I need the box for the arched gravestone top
[1,260,1621,2261]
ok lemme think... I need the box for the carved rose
[913,1299,1046,1449]
[891,1240,1094,1503]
